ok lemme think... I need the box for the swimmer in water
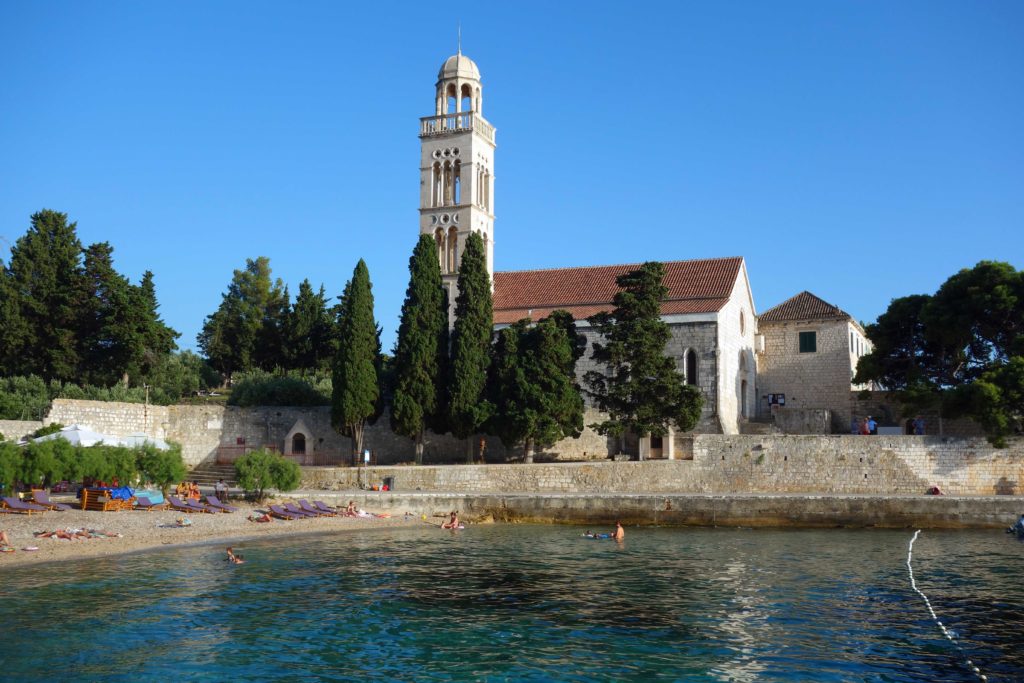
[612,521,624,542]
[441,510,460,529]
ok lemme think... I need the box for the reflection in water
[1,527,1022,681]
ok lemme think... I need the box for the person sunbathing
[345,501,358,517]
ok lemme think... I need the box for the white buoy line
[906,530,987,681]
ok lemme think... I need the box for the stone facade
[756,318,869,432]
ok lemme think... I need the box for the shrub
[32,423,64,438]
[228,369,331,407]
[234,448,302,501]
[136,443,187,493]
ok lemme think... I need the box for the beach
[0,498,421,568]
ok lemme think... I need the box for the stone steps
[187,463,238,487]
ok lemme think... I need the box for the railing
[419,112,495,144]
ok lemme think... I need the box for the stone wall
[302,434,1024,497]
[0,419,43,442]
[47,399,170,439]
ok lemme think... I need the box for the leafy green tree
[234,448,301,501]
[132,271,180,382]
[0,442,21,494]
[255,284,290,371]
[0,210,85,381]
[136,443,187,494]
[286,280,337,371]
[32,423,64,438]
[447,232,493,462]
[584,262,704,457]
[331,260,381,465]
[489,315,585,462]
[198,257,287,379]
[856,261,1024,445]
[391,235,449,465]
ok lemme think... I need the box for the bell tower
[418,50,495,324]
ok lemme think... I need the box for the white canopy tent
[32,424,114,447]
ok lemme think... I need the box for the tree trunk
[351,423,365,467]
[524,437,534,464]
[415,430,424,466]
[465,437,475,464]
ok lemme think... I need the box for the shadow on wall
[994,477,1017,495]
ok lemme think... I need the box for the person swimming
[441,510,461,529]
[612,521,625,542]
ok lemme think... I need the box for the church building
[416,51,858,456]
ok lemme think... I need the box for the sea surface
[1,525,1022,682]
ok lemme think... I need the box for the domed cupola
[434,50,483,116]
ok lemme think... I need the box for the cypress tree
[447,232,493,462]
[584,262,703,456]
[331,259,381,465]
[391,234,449,464]
[80,242,137,385]
[489,314,585,463]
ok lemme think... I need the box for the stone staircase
[187,462,238,488]
[740,418,780,435]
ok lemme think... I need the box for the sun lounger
[283,502,320,518]
[313,500,338,514]
[169,495,213,513]
[299,499,334,516]
[268,504,304,520]
[135,496,168,511]
[2,496,49,515]
[206,496,238,513]
[31,490,72,511]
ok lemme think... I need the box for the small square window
[799,331,817,353]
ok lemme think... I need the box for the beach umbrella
[119,433,172,450]
[32,424,114,447]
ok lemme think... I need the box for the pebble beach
[0,498,421,568]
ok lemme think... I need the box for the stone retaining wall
[302,435,1024,497]
[0,419,43,442]
[290,492,1021,529]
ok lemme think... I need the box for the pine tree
[132,270,179,382]
[255,284,289,370]
[391,235,449,464]
[489,314,584,463]
[331,259,381,465]
[79,242,138,385]
[1,210,85,381]
[584,262,703,456]
[447,232,493,462]
[286,279,336,371]
[198,256,285,379]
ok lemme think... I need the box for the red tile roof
[492,257,743,324]
[758,291,851,324]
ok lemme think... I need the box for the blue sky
[2,1,1022,353]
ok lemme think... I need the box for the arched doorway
[292,433,306,455]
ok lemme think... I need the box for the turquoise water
[1,525,1022,681]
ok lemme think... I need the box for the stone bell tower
[418,50,496,324]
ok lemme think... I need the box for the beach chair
[1,496,49,515]
[135,496,168,511]
[313,500,339,515]
[268,504,304,520]
[283,502,320,518]
[205,496,238,513]
[299,499,334,516]
[31,490,72,511]
[168,495,211,513]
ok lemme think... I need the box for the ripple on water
[1,526,1022,682]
